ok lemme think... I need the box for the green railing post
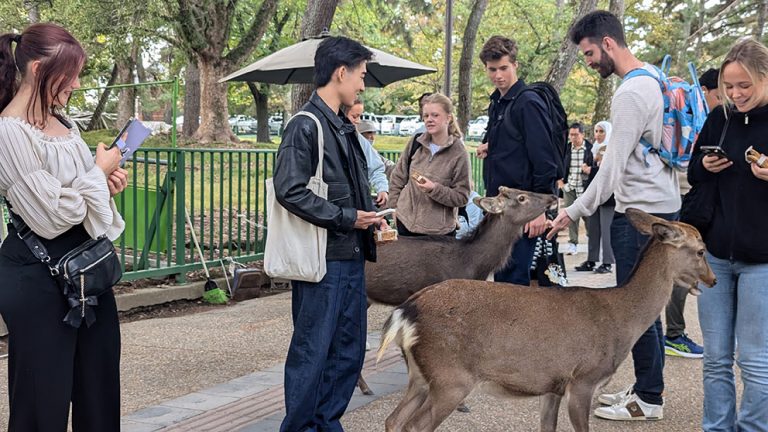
[172,77,179,149]
[174,149,187,283]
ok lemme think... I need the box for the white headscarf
[592,120,612,156]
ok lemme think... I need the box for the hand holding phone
[375,208,396,217]
[700,146,728,160]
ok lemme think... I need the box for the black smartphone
[700,146,728,159]
[109,119,132,152]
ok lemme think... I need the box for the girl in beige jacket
[389,93,471,236]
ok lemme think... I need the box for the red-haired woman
[0,24,127,431]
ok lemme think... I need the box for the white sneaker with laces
[597,385,633,405]
[594,393,663,421]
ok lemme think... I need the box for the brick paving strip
[121,333,408,432]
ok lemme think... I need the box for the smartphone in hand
[700,146,728,160]
[375,208,396,217]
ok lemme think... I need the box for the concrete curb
[116,277,228,312]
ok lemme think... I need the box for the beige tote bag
[264,112,328,282]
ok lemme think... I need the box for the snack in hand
[411,171,428,185]
[374,226,398,244]
[745,146,768,168]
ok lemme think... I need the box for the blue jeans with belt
[611,211,678,406]
[280,259,367,432]
[698,253,768,432]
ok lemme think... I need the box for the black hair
[569,10,627,48]
[418,92,433,105]
[314,36,373,88]
[569,122,584,133]
[698,68,719,89]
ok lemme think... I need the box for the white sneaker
[597,385,633,405]
[365,340,371,351]
[567,243,578,255]
[594,393,663,421]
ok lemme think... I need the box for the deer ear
[625,208,666,235]
[652,222,684,245]
[475,197,503,214]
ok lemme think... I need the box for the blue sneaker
[664,334,703,358]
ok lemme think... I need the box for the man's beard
[595,47,616,79]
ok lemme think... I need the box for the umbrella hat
[220,32,435,87]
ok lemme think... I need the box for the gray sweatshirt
[566,64,680,221]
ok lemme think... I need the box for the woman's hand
[415,176,436,193]
[702,155,733,173]
[581,164,591,175]
[95,142,122,175]
[751,162,768,182]
[107,168,128,197]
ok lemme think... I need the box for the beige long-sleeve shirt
[0,117,124,240]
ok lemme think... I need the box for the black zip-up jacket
[482,79,559,197]
[688,104,768,263]
[273,92,376,262]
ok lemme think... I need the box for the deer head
[474,186,557,225]
[625,208,717,295]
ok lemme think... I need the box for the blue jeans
[280,259,367,432]
[698,253,768,432]
[611,211,678,406]
[495,234,537,286]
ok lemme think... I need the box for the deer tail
[377,306,419,365]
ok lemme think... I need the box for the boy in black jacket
[476,35,559,286]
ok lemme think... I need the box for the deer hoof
[456,402,471,413]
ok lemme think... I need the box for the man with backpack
[549,11,681,421]
[476,35,561,286]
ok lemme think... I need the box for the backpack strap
[623,67,667,167]
[404,132,423,176]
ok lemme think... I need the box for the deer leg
[357,376,373,395]
[385,381,429,432]
[539,393,562,432]
[403,380,472,432]
[566,381,597,432]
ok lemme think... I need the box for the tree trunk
[291,0,341,113]
[23,0,39,23]
[248,82,271,143]
[183,59,201,138]
[544,0,598,93]
[116,55,136,129]
[87,63,119,131]
[755,0,768,39]
[457,0,489,136]
[193,58,237,143]
[592,0,625,124]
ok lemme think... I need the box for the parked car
[379,115,410,135]
[268,115,283,135]
[467,115,489,140]
[229,115,257,134]
[398,115,423,136]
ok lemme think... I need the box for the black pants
[0,224,121,432]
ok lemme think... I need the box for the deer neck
[608,242,676,335]
[463,215,524,278]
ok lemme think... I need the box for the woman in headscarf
[575,120,615,273]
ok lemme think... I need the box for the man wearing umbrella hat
[272,36,387,432]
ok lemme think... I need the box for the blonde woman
[388,93,470,236]
[688,37,768,431]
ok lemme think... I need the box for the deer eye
[697,249,705,257]
[517,195,527,203]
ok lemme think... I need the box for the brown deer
[357,187,556,396]
[365,186,557,305]
[377,209,717,432]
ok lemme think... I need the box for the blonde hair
[421,93,463,138]
[719,37,768,107]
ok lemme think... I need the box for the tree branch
[686,0,743,44]
[225,0,280,67]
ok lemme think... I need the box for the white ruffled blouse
[0,117,125,241]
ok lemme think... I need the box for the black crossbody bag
[7,207,122,328]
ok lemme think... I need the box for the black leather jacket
[273,92,376,262]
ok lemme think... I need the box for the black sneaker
[574,261,595,271]
[594,264,612,274]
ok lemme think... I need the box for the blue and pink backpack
[624,55,709,171]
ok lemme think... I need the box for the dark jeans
[495,234,537,286]
[665,285,688,339]
[611,210,678,406]
[280,259,367,432]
